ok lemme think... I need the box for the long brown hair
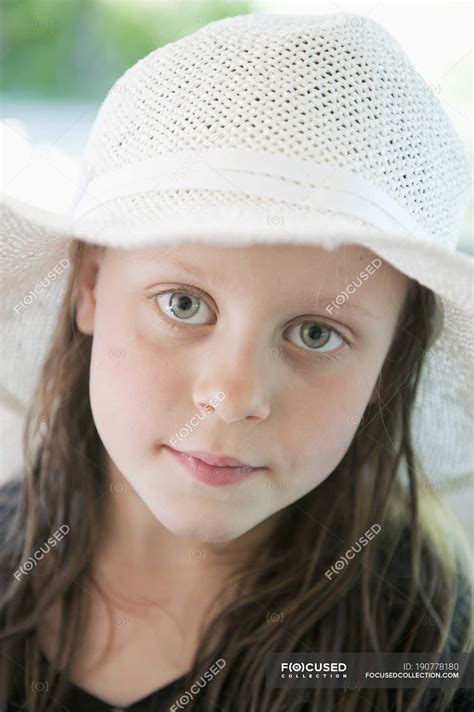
[1,239,472,711]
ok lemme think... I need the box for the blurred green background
[0,0,251,99]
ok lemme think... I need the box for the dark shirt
[5,649,473,711]
[7,651,189,711]
[52,664,188,711]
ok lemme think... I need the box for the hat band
[73,149,431,243]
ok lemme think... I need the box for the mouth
[164,445,268,487]
[174,448,261,468]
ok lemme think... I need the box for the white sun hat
[1,13,472,505]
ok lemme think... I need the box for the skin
[59,241,409,704]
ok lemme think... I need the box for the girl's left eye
[284,320,346,354]
[153,288,348,357]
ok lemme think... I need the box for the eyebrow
[146,256,378,319]
[313,296,377,318]
[161,256,210,281]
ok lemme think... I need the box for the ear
[75,244,104,335]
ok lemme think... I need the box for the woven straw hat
[1,13,472,502]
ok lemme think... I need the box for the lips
[164,445,267,487]
[176,449,259,468]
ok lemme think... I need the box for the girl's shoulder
[381,512,473,709]
[387,519,472,647]
[348,515,473,711]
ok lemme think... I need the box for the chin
[152,504,251,544]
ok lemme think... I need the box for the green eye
[156,290,214,324]
[286,320,344,354]
[166,292,200,319]
[300,322,331,349]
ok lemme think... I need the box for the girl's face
[76,242,409,543]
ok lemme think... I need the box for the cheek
[277,368,372,485]
[88,303,189,459]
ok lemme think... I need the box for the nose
[192,333,272,423]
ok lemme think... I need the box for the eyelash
[150,285,352,361]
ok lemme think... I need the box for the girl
[1,12,473,712]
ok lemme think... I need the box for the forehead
[118,242,380,279]
[114,242,406,300]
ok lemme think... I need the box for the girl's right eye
[155,289,214,325]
